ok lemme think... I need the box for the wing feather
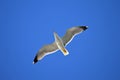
[33,42,58,64]
[62,26,88,46]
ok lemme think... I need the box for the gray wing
[62,26,88,46]
[33,42,58,64]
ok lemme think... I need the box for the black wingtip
[79,26,88,30]
[33,55,38,64]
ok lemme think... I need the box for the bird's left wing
[33,42,58,64]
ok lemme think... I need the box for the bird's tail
[61,48,69,56]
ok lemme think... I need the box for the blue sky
[0,0,120,80]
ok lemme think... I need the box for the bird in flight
[33,26,88,64]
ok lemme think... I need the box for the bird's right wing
[62,26,88,46]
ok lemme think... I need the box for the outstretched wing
[62,26,88,46]
[33,42,58,64]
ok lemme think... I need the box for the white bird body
[54,32,69,56]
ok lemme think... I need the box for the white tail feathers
[62,48,69,56]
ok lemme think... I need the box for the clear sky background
[0,0,120,80]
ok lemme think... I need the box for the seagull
[33,26,88,64]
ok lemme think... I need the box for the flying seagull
[33,26,88,64]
